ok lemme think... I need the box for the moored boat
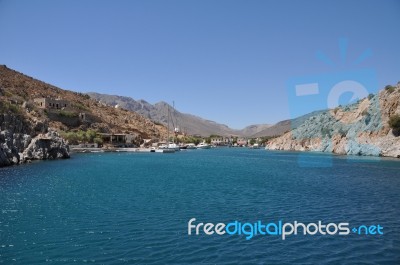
[155,148,175,153]
[196,143,211,149]
[185,143,197,149]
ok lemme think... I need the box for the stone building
[97,133,138,147]
[34,98,69,109]
[210,137,232,146]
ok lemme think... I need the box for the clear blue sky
[0,0,399,129]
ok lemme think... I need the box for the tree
[388,114,400,136]
[60,131,79,145]
[85,130,97,143]
[93,137,103,145]
[76,131,87,143]
[385,85,395,94]
[232,137,238,144]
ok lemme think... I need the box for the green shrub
[71,102,89,111]
[60,131,79,144]
[85,129,97,143]
[58,110,78,118]
[152,120,163,126]
[60,129,101,144]
[333,107,340,114]
[3,90,13,98]
[180,136,202,145]
[388,114,400,130]
[368,93,374,100]
[0,101,21,113]
[93,137,103,145]
[321,127,332,138]
[385,85,395,94]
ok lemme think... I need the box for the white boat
[156,103,179,154]
[179,144,188,150]
[185,143,197,149]
[168,143,180,151]
[155,148,175,153]
[136,148,155,152]
[197,143,211,149]
[90,149,105,153]
[158,143,179,152]
[115,148,139,152]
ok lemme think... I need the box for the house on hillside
[236,137,248,146]
[210,137,232,146]
[97,133,138,147]
[34,98,70,109]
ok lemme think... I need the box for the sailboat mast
[172,101,176,144]
[167,104,170,144]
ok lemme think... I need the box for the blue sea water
[0,148,399,264]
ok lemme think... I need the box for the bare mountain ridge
[251,110,327,138]
[0,65,167,139]
[88,92,272,137]
[88,92,324,137]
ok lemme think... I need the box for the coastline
[265,88,400,158]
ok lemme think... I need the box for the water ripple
[1,149,399,264]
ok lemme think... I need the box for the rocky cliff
[251,110,326,138]
[0,64,168,167]
[266,86,400,158]
[0,113,69,167]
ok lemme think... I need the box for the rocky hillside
[239,124,272,137]
[251,110,326,138]
[88,92,271,137]
[0,65,167,167]
[266,85,400,158]
[0,65,167,137]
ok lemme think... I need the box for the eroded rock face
[266,88,400,158]
[21,130,69,162]
[0,113,69,167]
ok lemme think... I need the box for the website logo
[286,38,382,167]
[188,218,383,240]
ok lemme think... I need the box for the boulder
[21,130,70,162]
[0,113,69,167]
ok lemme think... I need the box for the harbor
[69,142,214,153]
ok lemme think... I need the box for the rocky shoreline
[266,88,400,158]
[0,113,69,168]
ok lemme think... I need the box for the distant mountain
[240,124,272,136]
[88,92,271,137]
[251,110,326,138]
